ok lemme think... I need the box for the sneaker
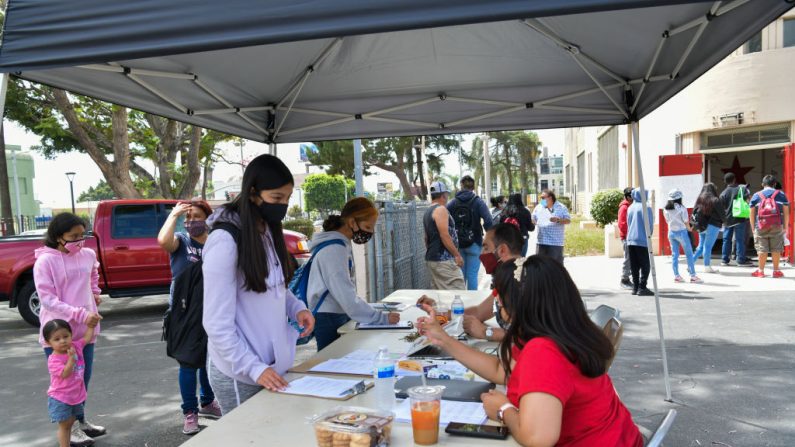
[737,260,755,267]
[637,288,655,296]
[704,266,719,273]
[751,270,766,278]
[183,412,200,435]
[772,270,784,278]
[620,278,633,289]
[674,275,685,283]
[690,275,703,283]
[199,400,222,419]
[720,261,731,267]
[79,420,106,437]
[631,288,639,296]
[70,424,94,446]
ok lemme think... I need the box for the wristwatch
[485,327,494,341]
[498,402,518,423]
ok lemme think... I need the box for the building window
[744,32,762,54]
[785,19,795,48]
[565,164,571,194]
[701,123,791,150]
[540,158,550,175]
[551,157,563,174]
[597,126,619,190]
[587,154,593,192]
[576,153,586,192]
[112,205,158,238]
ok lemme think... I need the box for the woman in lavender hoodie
[34,213,105,445]
[202,154,315,414]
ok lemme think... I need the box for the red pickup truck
[0,199,311,326]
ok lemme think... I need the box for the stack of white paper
[309,358,374,375]
[278,376,364,398]
[393,399,488,426]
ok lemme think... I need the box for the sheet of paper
[372,302,411,312]
[358,321,413,329]
[534,206,552,227]
[342,349,401,361]
[393,399,488,426]
[309,358,374,376]
[278,376,363,398]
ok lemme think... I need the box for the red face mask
[479,252,500,275]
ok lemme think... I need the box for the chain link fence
[367,201,431,301]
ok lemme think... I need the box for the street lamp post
[66,172,76,214]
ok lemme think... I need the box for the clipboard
[355,321,414,330]
[277,377,373,401]
[289,357,373,377]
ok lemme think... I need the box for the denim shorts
[48,396,84,423]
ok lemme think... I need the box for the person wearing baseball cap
[423,181,465,289]
[663,188,701,284]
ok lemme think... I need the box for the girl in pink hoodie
[34,213,106,445]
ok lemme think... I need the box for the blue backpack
[288,239,347,345]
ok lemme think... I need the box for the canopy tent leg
[353,139,364,197]
[631,121,673,402]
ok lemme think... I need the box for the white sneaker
[704,266,719,273]
[70,424,95,446]
[79,420,107,437]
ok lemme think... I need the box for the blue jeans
[179,366,215,414]
[44,343,94,423]
[693,224,721,266]
[459,243,482,290]
[314,312,351,351]
[722,223,748,264]
[668,230,695,277]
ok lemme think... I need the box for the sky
[3,119,564,209]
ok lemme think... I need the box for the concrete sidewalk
[563,255,795,446]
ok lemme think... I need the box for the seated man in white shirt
[417,223,523,341]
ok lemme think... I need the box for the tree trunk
[504,143,513,193]
[519,145,528,202]
[201,159,214,200]
[0,124,15,235]
[414,140,427,201]
[52,89,141,198]
[176,126,202,199]
[369,159,415,201]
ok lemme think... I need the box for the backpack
[756,190,783,230]
[287,238,347,345]
[731,186,750,219]
[162,222,239,368]
[451,196,477,248]
[689,206,708,233]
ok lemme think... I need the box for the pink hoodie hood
[34,245,101,347]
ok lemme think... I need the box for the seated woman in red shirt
[417,256,642,447]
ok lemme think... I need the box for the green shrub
[284,218,315,239]
[589,189,624,227]
[558,196,572,210]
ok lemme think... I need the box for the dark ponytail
[323,215,344,231]
[323,198,378,232]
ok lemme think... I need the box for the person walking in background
[750,175,790,278]
[157,200,221,434]
[309,197,400,351]
[499,193,534,256]
[617,187,633,289]
[202,154,315,414]
[490,195,506,221]
[692,183,726,273]
[531,189,570,264]
[663,189,701,284]
[34,213,106,446]
[424,181,466,289]
[447,175,494,290]
[719,173,752,267]
[626,188,655,296]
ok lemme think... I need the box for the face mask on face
[185,220,208,238]
[257,201,288,224]
[479,252,499,275]
[493,297,509,330]
[62,238,85,253]
[350,221,374,245]
[540,199,548,208]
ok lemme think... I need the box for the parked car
[0,199,311,326]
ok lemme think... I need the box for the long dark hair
[44,213,86,249]
[695,183,719,215]
[225,155,294,292]
[664,198,682,211]
[496,256,613,379]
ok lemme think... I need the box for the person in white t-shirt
[663,189,701,284]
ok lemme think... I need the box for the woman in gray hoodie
[309,197,399,350]
[202,154,314,415]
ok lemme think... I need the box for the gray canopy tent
[0,0,791,400]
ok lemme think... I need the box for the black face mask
[493,298,509,330]
[352,229,373,245]
[257,201,288,224]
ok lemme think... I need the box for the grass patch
[564,215,604,257]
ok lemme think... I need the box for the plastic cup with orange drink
[408,385,444,445]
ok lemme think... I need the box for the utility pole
[480,134,491,202]
[353,139,364,197]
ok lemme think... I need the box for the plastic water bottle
[374,346,395,410]
[452,295,465,322]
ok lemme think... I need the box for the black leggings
[628,245,651,289]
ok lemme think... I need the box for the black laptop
[394,377,495,402]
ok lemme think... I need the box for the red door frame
[659,154,704,256]
[783,144,794,263]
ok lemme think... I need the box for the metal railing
[367,201,431,301]
[0,215,53,236]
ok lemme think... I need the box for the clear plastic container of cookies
[312,406,395,447]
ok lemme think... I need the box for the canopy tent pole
[631,121,673,402]
[353,139,364,197]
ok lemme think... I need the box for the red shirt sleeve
[508,338,575,407]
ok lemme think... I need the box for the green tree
[78,180,116,202]
[287,204,303,219]
[303,174,355,216]
[5,79,232,199]
[590,189,624,227]
[465,131,541,197]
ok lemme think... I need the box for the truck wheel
[17,281,41,327]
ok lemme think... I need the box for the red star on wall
[721,155,753,185]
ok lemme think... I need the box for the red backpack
[756,190,782,230]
